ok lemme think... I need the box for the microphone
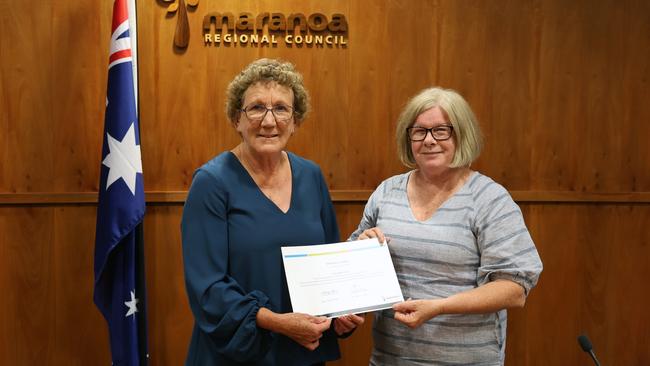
[577,334,601,366]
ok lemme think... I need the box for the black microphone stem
[588,350,601,366]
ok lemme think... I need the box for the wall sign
[203,12,348,47]
[162,0,348,49]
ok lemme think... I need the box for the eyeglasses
[241,104,294,123]
[406,125,454,141]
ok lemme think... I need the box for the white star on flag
[124,290,139,317]
[102,123,142,195]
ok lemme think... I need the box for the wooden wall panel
[532,0,650,192]
[506,204,650,365]
[0,1,55,192]
[1,0,650,365]
[144,205,193,365]
[51,206,112,365]
[0,206,110,365]
[0,208,55,364]
[50,1,110,192]
[0,1,111,193]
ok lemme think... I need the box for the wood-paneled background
[1,0,649,364]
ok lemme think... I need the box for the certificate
[281,238,404,318]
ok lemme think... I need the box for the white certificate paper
[281,238,404,317]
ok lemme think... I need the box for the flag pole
[129,1,149,364]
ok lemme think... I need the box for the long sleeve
[181,169,272,362]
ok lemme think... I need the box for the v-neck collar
[229,151,295,215]
[403,170,477,222]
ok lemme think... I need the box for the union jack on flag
[109,5,132,67]
[94,0,148,364]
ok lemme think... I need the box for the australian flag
[94,0,148,364]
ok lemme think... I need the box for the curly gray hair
[226,58,310,125]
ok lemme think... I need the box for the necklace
[408,168,471,221]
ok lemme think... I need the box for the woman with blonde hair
[351,87,542,365]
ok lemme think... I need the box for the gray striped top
[349,171,542,366]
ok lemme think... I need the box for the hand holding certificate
[281,238,404,318]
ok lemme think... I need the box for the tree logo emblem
[162,0,199,48]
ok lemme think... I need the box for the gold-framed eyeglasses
[406,125,454,141]
[241,104,294,123]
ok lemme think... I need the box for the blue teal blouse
[181,151,341,365]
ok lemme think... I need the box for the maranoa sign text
[203,12,348,47]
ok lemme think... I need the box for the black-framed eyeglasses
[406,125,454,141]
[241,104,294,123]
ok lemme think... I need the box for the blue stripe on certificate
[283,243,381,258]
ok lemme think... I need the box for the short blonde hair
[396,87,483,168]
[226,58,310,125]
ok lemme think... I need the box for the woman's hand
[278,313,332,351]
[392,280,527,329]
[333,314,365,335]
[392,299,441,329]
[358,227,388,244]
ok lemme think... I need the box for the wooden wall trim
[2,190,650,205]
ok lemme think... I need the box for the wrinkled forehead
[243,81,294,105]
